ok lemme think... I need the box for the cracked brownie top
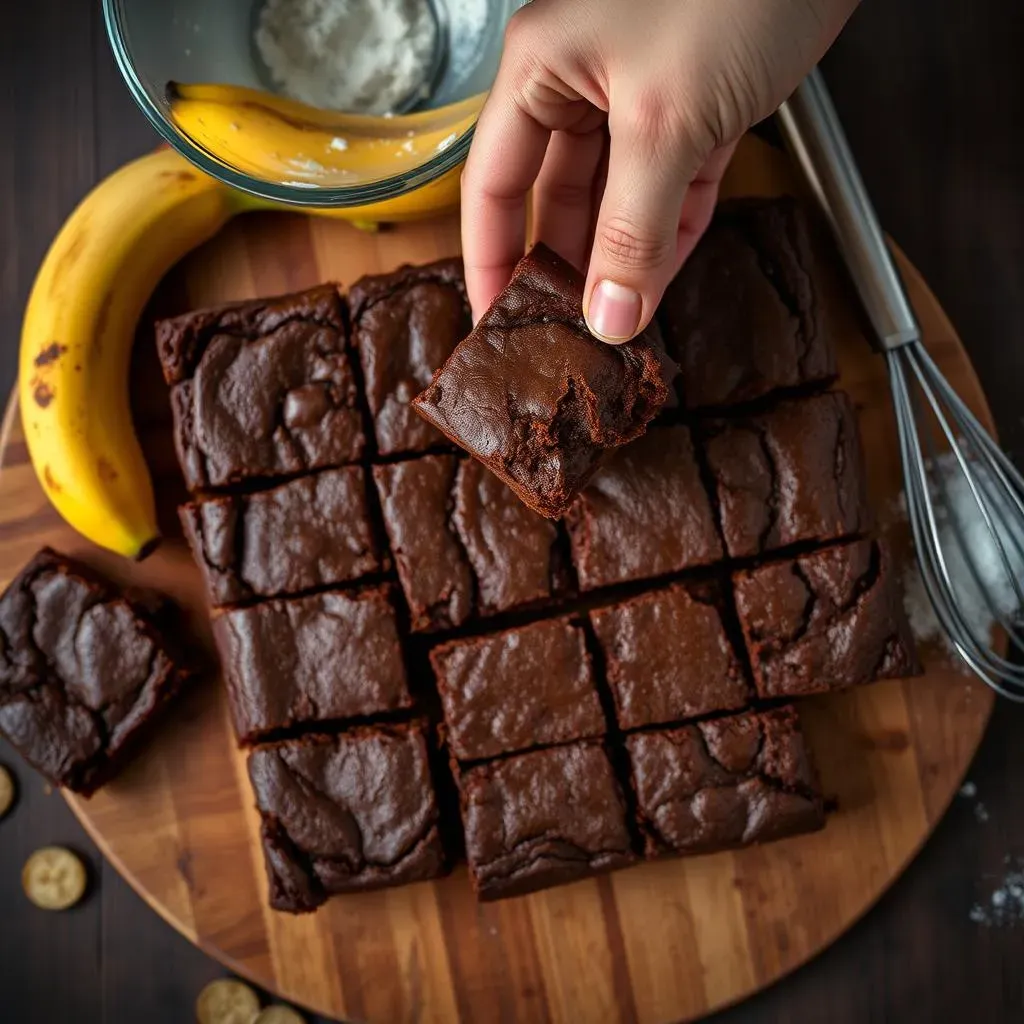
[349,257,471,457]
[458,740,635,900]
[733,537,920,698]
[659,196,837,410]
[412,243,677,519]
[155,284,365,491]
[0,548,194,795]
[180,466,382,608]
[212,585,412,743]
[702,390,870,558]
[431,616,605,762]
[373,454,565,631]
[247,722,444,913]
[626,706,825,856]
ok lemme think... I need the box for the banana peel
[19,142,465,559]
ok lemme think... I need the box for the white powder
[970,857,1024,927]
[255,0,438,115]
[900,452,1024,651]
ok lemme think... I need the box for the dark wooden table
[3,2,1024,1021]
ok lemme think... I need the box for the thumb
[584,104,707,343]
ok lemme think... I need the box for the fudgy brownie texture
[566,425,722,590]
[702,390,870,558]
[590,583,750,731]
[372,456,473,632]
[431,617,605,762]
[349,258,471,456]
[180,467,381,608]
[412,243,676,519]
[248,722,445,913]
[627,706,825,857]
[155,285,365,491]
[373,455,565,631]
[458,741,635,900]
[732,537,920,698]
[212,586,412,744]
[0,549,193,795]
[659,197,837,410]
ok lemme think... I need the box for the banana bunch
[20,88,475,558]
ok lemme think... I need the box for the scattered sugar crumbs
[970,855,1024,928]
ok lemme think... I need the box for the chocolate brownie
[373,455,565,631]
[212,586,412,743]
[590,583,750,730]
[732,537,920,698]
[248,722,445,913]
[659,197,837,410]
[458,741,634,900]
[155,285,365,491]
[180,467,381,608]
[431,617,605,761]
[626,706,825,857]
[412,243,676,519]
[0,549,193,795]
[702,391,870,558]
[566,425,722,590]
[350,258,471,456]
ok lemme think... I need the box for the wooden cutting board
[0,135,996,1024]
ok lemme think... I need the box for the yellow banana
[19,148,254,558]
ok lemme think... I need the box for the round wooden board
[0,135,997,1024]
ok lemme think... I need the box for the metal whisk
[777,67,1024,700]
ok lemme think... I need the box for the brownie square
[458,741,634,900]
[627,707,825,858]
[0,549,193,795]
[733,537,920,698]
[431,617,605,761]
[702,391,870,558]
[155,284,365,491]
[373,455,565,631]
[212,586,411,743]
[180,467,381,608]
[248,722,445,913]
[350,258,471,456]
[412,243,676,519]
[566,425,722,590]
[659,197,837,410]
[590,583,750,730]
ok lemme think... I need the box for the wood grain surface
[0,135,998,1023]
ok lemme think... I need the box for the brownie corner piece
[157,284,366,491]
[0,548,194,795]
[702,390,870,558]
[626,706,825,858]
[212,585,411,744]
[660,196,838,410]
[349,257,471,457]
[732,536,921,699]
[412,243,677,519]
[247,722,445,913]
[458,741,634,900]
[431,615,605,762]
[590,581,750,731]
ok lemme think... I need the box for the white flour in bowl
[255,0,438,115]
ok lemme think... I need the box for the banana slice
[22,846,88,910]
[0,765,14,819]
[196,978,261,1024]
[254,1006,305,1024]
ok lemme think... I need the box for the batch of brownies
[0,196,921,912]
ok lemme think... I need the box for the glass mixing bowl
[103,0,519,209]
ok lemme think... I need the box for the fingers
[532,126,608,274]
[676,142,737,265]
[583,100,710,343]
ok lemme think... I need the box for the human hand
[461,0,859,341]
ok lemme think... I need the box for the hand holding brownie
[461,0,859,341]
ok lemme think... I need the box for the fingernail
[587,280,642,342]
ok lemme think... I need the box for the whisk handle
[776,68,920,351]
